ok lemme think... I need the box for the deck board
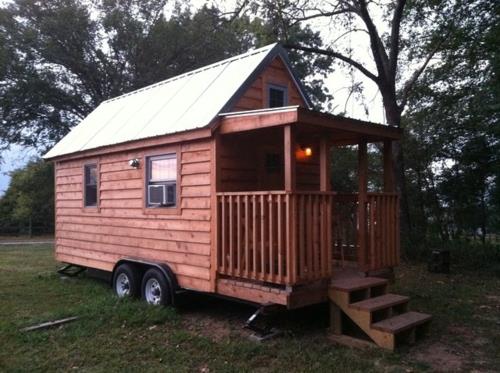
[371,311,432,333]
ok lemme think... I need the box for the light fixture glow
[304,147,312,157]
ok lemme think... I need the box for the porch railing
[216,191,399,286]
[365,193,400,270]
[333,192,400,271]
[216,191,333,285]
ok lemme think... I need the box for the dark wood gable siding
[232,56,306,111]
[54,139,213,292]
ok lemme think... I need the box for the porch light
[296,146,313,160]
[129,158,140,169]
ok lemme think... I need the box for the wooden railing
[293,192,333,283]
[216,191,333,285]
[364,193,400,270]
[333,193,400,271]
[216,191,399,286]
[332,194,358,263]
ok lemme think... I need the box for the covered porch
[213,106,402,290]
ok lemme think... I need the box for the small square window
[84,164,98,207]
[268,85,288,108]
[146,154,177,208]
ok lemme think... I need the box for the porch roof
[217,106,402,144]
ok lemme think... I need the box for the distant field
[0,235,54,242]
[0,244,498,372]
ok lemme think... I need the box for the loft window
[268,84,288,108]
[84,164,98,207]
[265,153,282,174]
[146,154,177,208]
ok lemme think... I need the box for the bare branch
[283,43,379,83]
[289,8,352,26]
[227,0,251,23]
[389,0,407,76]
[331,28,369,45]
[356,0,390,81]
[399,36,447,110]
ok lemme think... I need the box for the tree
[0,159,54,236]
[250,0,497,239]
[0,0,332,152]
[402,0,499,244]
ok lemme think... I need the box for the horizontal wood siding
[232,57,306,111]
[54,139,213,292]
[219,129,284,192]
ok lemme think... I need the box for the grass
[1,245,499,372]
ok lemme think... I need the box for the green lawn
[0,245,499,372]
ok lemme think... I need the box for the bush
[404,238,500,275]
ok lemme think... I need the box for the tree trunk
[383,99,412,242]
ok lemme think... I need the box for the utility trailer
[45,44,430,350]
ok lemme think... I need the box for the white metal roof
[44,43,310,159]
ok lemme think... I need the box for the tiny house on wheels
[44,43,431,350]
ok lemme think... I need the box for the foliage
[0,0,332,151]
[251,0,499,249]
[0,159,54,235]
[403,0,499,245]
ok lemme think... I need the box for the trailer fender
[112,259,179,304]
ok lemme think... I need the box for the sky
[0,0,388,196]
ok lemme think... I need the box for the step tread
[371,311,432,333]
[350,294,409,312]
[330,277,388,292]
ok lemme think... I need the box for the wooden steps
[329,277,431,351]
[330,277,388,292]
[372,311,432,333]
[350,294,409,312]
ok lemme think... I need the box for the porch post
[383,140,395,193]
[358,139,368,270]
[284,124,297,285]
[320,138,331,191]
[284,125,296,192]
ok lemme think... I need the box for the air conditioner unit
[165,184,176,206]
[148,185,165,205]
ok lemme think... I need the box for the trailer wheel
[142,268,171,306]
[113,263,140,298]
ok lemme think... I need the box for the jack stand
[57,264,86,277]
[244,303,283,342]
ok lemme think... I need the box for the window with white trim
[146,154,177,208]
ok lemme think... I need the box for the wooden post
[330,302,342,335]
[320,137,331,191]
[383,140,395,193]
[358,139,368,270]
[210,133,221,291]
[284,125,296,192]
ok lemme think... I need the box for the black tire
[141,268,172,306]
[113,263,141,298]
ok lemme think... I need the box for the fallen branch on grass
[20,316,79,332]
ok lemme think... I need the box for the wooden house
[44,43,431,350]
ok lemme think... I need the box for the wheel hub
[116,273,130,297]
[145,278,162,305]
